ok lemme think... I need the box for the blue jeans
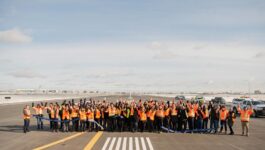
[36,115,43,129]
[24,119,30,132]
[197,118,202,130]
[214,120,219,133]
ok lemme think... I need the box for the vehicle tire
[253,110,259,118]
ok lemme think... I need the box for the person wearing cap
[237,104,253,136]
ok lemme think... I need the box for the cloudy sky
[0,0,265,92]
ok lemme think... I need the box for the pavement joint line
[83,131,103,150]
[33,132,85,150]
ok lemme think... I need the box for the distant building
[254,90,262,94]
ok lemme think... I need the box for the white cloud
[8,70,45,78]
[0,28,32,44]
[153,50,177,59]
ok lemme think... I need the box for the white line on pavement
[115,137,122,150]
[108,137,116,150]
[146,137,154,150]
[102,137,111,150]
[140,137,147,150]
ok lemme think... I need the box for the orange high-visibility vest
[109,108,116,117]
[71,108,78,118]
[88,111,94,120]
[95,109,101,119]
[62,110,70,120]
[34,107,43,115]
[171,109,178,116]
[220,110,228,121]
[23,109,30,119]
[139,111,147,121]
[79,111,87,121]
[188,108,195,118]
[156,110,164,118]
[202,110,209,119]
[149,111,156,121]
[51,109,59,119]
[240,109,253,122]
[130,107,134,116]
[164,108,170,117]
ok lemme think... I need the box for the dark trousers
[188,117,194,131]
[228,122,234,134]
[147,119,154,132]
[109,116,116,132]
[130,117,138,132]
[63,119,69,132]
[48,114,52,129]
[95,118,101,131]
[87,120,94,131]
[117,117,124,132]
[182,119,187,132]
[139,120,146,132]
[36,114,43,129]
[23,119,30,133]
[202,118,208,129]
[220,120,227,132]
[80,120,86,132]
[156,117,163,132]
[171,116,178,131]
[52,118,58,132]
[163,116,170,130]
[72,117,79,131]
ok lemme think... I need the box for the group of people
[23,98,253,136]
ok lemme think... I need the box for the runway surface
[0,95,265,150]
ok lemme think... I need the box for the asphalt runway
[0,95,265,150]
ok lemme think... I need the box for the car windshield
[234,99,243,102]
[252,101,264,105]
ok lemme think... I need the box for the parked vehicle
[211,97,226,105]
[175,95,186,101]
[232,98,245,113]
[240,99,265,117]
[195,96,205,104]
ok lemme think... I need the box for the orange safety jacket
[238,107,253,122]
[87,110,94,120]
[62,110,70,120]
[109,107,116,117]
[220,109,228,121]
[147,110,156,121]
[33,107,44,115]
[188,108,195,118]
[171,109,178,116]
[130,107,134,116]
[156,109,165,118]
[79,111,87,121]
[139,111,147,121]
[164,108,170,117]
[71,108,78,118]
[51,109,59,119]
[95,109,101,119]
[23,109,30,119]
[201,109,209,119]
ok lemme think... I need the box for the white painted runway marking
[108,137,116,150]
[115,137,122,150]
[140,137,147,150]
[129,137,133,150]
[122,137,127,150]
[135,137,140,150]
[102,137,154,150]
[102,137,111,150]
[146,137,154,150]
